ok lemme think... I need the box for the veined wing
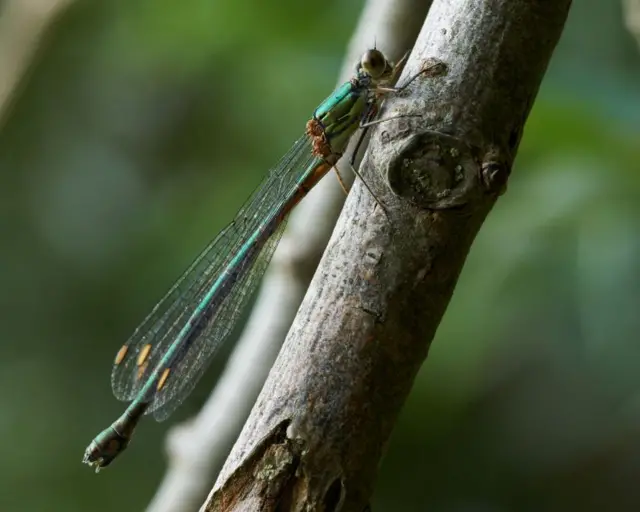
[150,218,287,420]
[111,135,320,410]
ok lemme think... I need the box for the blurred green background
[1,0,639,510]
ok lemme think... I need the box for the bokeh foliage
[0,0,639,510]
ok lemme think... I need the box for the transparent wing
[111,135,320,409]
[150,219,287,420]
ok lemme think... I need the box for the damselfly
[83,48,441,471]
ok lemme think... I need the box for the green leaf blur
[0,0,639,510]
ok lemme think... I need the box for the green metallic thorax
[313,80,370,155]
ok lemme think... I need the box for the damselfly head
[359,49,392,81]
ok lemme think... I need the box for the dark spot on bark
[508,127,520,151]
[323,477,344,512]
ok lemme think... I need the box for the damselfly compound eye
[360,49,389,79]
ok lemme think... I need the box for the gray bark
[203,0,573,510]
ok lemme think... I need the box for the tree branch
[623,0,640,50]
[0,0,74,128]
[146,1,433,511]
[203,0,572,510]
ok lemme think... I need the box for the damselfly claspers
[83,48,442,471]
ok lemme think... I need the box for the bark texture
[204,0,573,510]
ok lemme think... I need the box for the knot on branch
[480,145,512,196]
[384,131,481,210]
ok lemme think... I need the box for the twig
[0,0,74,127]
[622,0,640,50]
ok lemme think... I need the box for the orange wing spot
[137,362,148,380]
[157,368,171,391]
[137,344,152,366]
[114,345,128,365]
